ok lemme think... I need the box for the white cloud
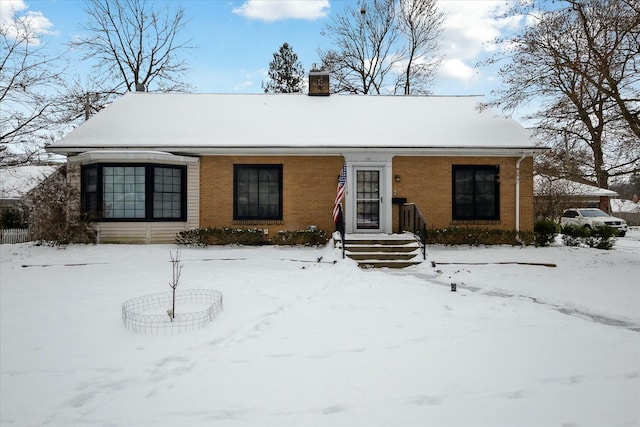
[440,58,477,81]
[0,0,55,42]
[233,0,330,22]
[231,68,267,92]
[232,80,255,91]
[436,0,522,82]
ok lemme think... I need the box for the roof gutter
[515,152,527,244]
[48,145,548,157]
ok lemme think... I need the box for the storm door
[355,168,382,231]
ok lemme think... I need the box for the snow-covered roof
[48,92,541,155]
[611,199,640,213]
[0,165,60,200]
[534,176,619,197]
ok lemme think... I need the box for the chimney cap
[309,65,328,76]
[311,63,327,72]
[135,83,146,92]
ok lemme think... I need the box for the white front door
[354,166,384,233]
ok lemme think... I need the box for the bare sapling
[168,249,182,321]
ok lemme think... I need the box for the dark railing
[399,203,427,260]
[335,204,346,259]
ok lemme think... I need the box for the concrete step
[343,233,423,268]
[346,251,421,261]
[357,260,423,269]
[346,244,419,253]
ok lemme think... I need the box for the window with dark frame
[234,164,282,220]
[452,165,500,220]
[81,164,186,221]
[82,165,98,214]
[153,167,183,219]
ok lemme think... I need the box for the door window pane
[356,170,380,229]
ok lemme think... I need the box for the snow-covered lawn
[1,231,639,427]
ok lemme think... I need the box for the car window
[562,211,577,218]
[578,209,608,217]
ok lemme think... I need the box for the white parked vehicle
[560,208,628,237]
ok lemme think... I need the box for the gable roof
[48,92,541,155]
[534,176,619,197]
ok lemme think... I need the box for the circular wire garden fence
[122,289,223,334]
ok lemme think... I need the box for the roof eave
[49,145,548,157]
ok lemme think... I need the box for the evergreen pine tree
[262,43,305,93]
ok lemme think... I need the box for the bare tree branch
[395,0,444,95]
[318,0,443,95]
[74,0,194,93]
[318,0,401,94]
[480,0,640,189]
[0,16,65,165]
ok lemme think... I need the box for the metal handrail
[399,203,427,260]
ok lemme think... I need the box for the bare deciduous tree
[395,0,444,95]
[0,15,64,164]
[568,0,640,139]
[168,249,182,321]
[75,0,194,93]
[319,0,400,94]
[481,0,640,189]
[318,0,442,95]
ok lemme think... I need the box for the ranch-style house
[47,70,545,250]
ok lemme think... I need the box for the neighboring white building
[0,165,61,210]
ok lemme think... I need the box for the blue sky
[2,0,522,96]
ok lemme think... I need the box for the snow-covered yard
[1,231,639,426]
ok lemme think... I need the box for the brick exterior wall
[391,156,535,232]
[201,155,535,236]
[200,156,344,236]
[65,154,535,242]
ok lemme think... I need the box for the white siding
[71,154,199,244]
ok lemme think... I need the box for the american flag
[333,163,347,223]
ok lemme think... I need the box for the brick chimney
[308,64,330,96]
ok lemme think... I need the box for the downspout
[515,153,526,244]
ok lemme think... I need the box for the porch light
[395,175,400,182]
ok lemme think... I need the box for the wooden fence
[0,228,32,244]
[613,212,640,226]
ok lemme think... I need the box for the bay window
[81,164,186,221]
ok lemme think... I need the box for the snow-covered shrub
[561,224,616,250]
[424,227,534,246]
[21,165,95,245]
[561,225,589,246]
[534,219,558,247]
[176,227,269,246]
[271,229,329,246]
[585,226,617,250]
